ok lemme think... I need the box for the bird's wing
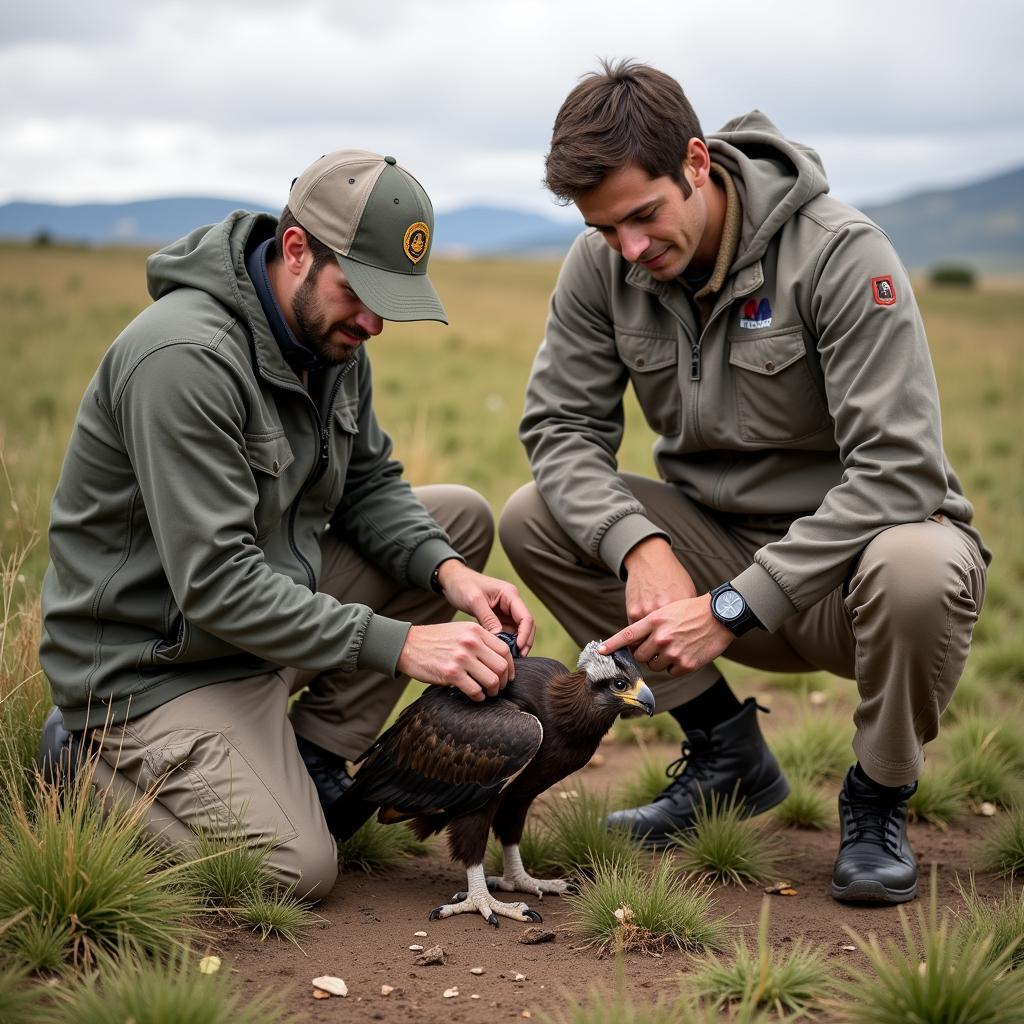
[347,688,544,821]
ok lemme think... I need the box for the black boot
[37,705,91,786]
[606,697,789,848]
[295,734,355,813]
[832,766,917,903]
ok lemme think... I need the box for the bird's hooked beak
[616,678,656,718]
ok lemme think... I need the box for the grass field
[1,241,1023,1020]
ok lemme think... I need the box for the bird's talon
[523,909,543,923]
[452,891,468,902]
[487,913,499,928]
[565,882,581,896]
[428,907,444,921]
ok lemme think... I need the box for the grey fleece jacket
[41,212,460,730]
[521,111,989,632]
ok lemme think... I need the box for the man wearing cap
[39,150,534,898]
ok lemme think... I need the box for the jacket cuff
[598,514,672,580]
[408,537,463,592]
[356,613,412,677]
[731,563,798,633]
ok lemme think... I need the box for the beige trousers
[499,475,987,788]
[91,485,493,899]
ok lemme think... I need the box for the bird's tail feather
[325,789,379,840]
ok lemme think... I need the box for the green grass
[0,767,197,972]
[485,816,562,877]
[541,787,644,876]
[47,951,295,1024]
[948,714,1024,807]
[565,854,725,955]
[771,714,854,783]
[0,964,47,1024]
[838,871,1024,1023]
[772,772,832,830]
[982,807,1024,877]
[182,826,277,908]
[689,898,833,1016]
[669,791,782,888]
[907,762,966,827]
[611,746,672,810]
[235,886,316,945]
[612,712,683,745]
[957,878,1024,971]
[336,816,430,873]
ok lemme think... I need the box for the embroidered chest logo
[739,298,773,329]
[871,275,896,305]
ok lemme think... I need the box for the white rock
[413,930,428,937]
[514,973,527,982]
[312,976,348,997]
[470,967,484,975]
[409,944,424,951]
[381,985,395,996]
[471,993,481,999]
[443,987,459,998]
[809,690,827,706]
[979,801,998,817]
[198,956,221,975]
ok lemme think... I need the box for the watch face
[713,589,746,621]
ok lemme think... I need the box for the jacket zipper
[287,359,357,590]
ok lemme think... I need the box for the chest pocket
[728,330,831,444]
[614,331,681,437]
[324,401,359,513]
[245,432,296,541]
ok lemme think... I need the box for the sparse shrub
[48,951,294,1024]
[236,886,316,945]
[772,714,853,782]
[949,714,1024,806]
[957,877,1024,971]
[0,767,196,972]
[336,816,429,873]
[543,787,643,876]
[0,964,47,1024]
[929,263,977,288]
[182,825,276,907]
[982,807,1024,877]
[690,898,833,1016]
[838,871,1024,1023]
[773,771,832,830]
[669,790,781,888]
[908,762,966,826]
[566,854,724,954]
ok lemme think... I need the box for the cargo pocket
[324,402,359,513]
[614,332,681,436]
[728,330,831,443]
[245,432,295,540]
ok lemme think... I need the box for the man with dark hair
[40,149,534,898]
[500,62,989,903]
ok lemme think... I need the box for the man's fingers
[598,618,651,655]
[455,678,486,701]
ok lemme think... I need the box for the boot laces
[661,739,715,798]
[841,794,903,855]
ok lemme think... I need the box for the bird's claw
[523,908,543,923]
[565,882,581,896]
[452,890,468,901]
[428,907,444,921]
[487,913,499,928]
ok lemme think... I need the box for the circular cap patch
[403,221,429,265]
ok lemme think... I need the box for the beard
[291,270,369,365]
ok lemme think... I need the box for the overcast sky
[3,0,1021,220]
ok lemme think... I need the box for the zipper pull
[320,427,330,466]
[690,343,701,381]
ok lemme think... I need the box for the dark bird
[327,638,655,926]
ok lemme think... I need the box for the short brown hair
[273,205,337,277]
[544,59,705,204]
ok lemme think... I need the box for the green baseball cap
[288,149,447,324]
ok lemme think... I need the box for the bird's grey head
[577,642,655,718]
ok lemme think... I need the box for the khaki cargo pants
[499,474,987,789]
[91,485,493,900]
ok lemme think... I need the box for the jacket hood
[145,211,302,387]
[709,110,830,272]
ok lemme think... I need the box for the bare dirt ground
[203,728,1003,1023]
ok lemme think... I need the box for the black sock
[853,762,906,798]
[670,677,743,735]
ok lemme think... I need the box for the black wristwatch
[709,581,762,637]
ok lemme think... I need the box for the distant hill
[0,166,1021,271]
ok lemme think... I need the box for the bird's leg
[429,863,543,927]
[486,844,574,900]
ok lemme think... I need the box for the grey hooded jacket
[521,112,989,632]
[41,212,459,730]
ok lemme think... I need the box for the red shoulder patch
[871,275,896,305]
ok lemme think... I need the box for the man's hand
[435,560,536,657]
[622,537,697,622]
[397,621,518,701]
[599,593,733,676]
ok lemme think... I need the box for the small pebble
[841,944,857,952]
[414,944,446,966]
[312,976,348,997]
[471,993,481,999]
[518,927,555,945]
[514,973,527,982]
[443,987,459,998]
[312,990,331,1000]
[522,1012,533,1019]
[409,944,424,951]
[413,930,428,937]
[979,801,997,817]
[809,690,827,706]
[470,967,485,975]
[198,956,221,975]
[381,985,394,996]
